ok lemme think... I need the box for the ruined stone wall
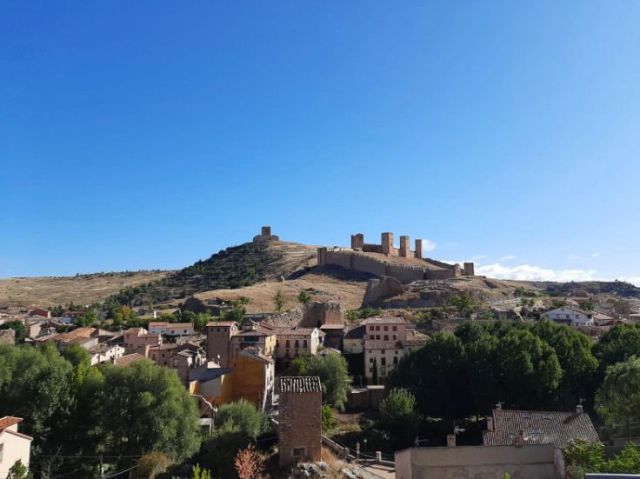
[387,263,427,283]
[361,244,383,254]
[351,252,389,277]
[318,248,465,283]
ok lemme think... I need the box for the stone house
[274,327,323,367]
[148,321,195,337]
[362,316,427,382]
[543,307,594,327]
[0,416,33,478]
[229,324,277,363]
[148,343,206,386]
[122,327,162,354]
[205,321,239,367]
[277,376,322,467]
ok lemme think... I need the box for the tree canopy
[388,320,597,418]
[289,353,351,410]
[596,356,640,437]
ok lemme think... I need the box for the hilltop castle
[317,231,475,283]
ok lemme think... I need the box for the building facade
[277,376,322,467]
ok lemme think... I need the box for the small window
[293,447,306,457]
[376,335,380,340]
[303,340,308,348]
[393,356,398,364]
[392,326,397,331]
[383,335,389,341]
[369,358,374,363]
[381,357,386,366]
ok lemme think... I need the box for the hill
[0,271,170,308]
[104,241,318,307]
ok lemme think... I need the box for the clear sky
[2,1,640,282]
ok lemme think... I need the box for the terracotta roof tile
[277,376,322,394]
[483,408,599,447]
[0,416,23,432]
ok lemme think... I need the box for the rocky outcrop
[362,276,405,307]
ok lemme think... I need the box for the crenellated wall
[318,248,459,283]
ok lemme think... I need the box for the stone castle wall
[319,249,459,284]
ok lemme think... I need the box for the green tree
[322,405,335,431]
[7,460,32,479]
[297,289,312,304]
[595,324,640,370]
[495,329,562,408]
[193,312,213,332]
[531,319,598,406]
[378,388,418,449]
[596,356,640,436]
[215,400,266,440]
[274,290,285,312]
[96,360,201,461]
[0,320,27,342]
[289,354,351,410]
[449,294,474,317]
[76,309,98,327]
[388,333,468,419]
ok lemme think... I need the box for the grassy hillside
[0,271,170,308]
[105,241,317,307]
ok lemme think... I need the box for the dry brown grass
[0,271,170,308]
[195,272,368,313]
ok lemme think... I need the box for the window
[393,335,397,340]
[392,326,397,331]
[295,340,299,348]
[369,367,373,373]
[381,357,386,366]
[293,447,306,458]
[286,340,290,347]
[381,349,385,354]
[376,335,380,340]
[370,358,374,363]
[376,326,381,331]
[383,335,389,341]
[303,339,308,348]
[393,356,398,365]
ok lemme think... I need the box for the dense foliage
[0,344,201,478]
[564,439,640,478]
[0,320,27,342]
[596,356,640,437]
[289,353,351,410]
[105,242,281,307]
[388,320,598,418]
[377,388,419,449]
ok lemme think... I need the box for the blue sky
[2,1,640,282]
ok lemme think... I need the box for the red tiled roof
[483,408,599,447]
[0,416,23,432]
[114,353,147,367]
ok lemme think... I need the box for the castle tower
[381,232,394,255]
[277,376,322,467]
[414,239,423,259]
[261,226,272,237]
[350,233,364,250]
[464,262,475,276]
[205,321,239,367]
[399,235,410,257]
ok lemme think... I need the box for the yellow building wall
[229,354,266,408]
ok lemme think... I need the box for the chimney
[495,402,502,411]
[576,404,584,415]
[446,434,456,448]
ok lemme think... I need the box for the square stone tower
[205,321,239,367]
[277,376,322,467]
[381,232,394,255]
[399,235,410,257]
[350,233,364,250]
[414,239,423,259]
